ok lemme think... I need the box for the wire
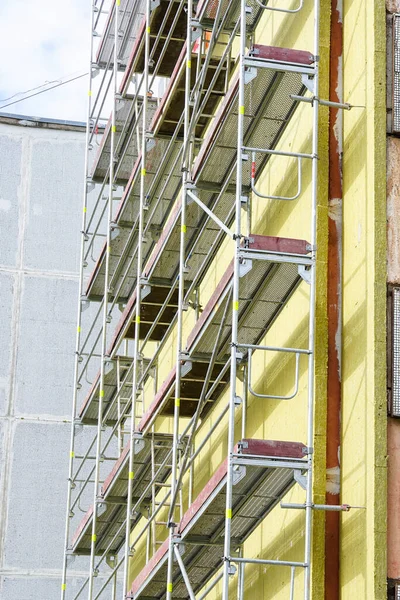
[0,73,88,111]
[0,79,62,102]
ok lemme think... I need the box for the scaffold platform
[128,438,307,598]
[71,433,178,555]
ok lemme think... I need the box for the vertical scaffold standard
[61,0,322,599]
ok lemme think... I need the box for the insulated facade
[62,1,387,600]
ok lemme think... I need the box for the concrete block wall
[0,116,86,599]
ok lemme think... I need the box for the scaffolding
[61,0,326,598]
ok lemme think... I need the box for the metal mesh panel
[97,0,146,70]
[392,287,400,416]
[92,97,157,182]
[394,15,400,134]
[197,66,304,187]
[72,435,176,554]
[129,450,305,598]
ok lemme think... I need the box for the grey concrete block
[3,421,70,570]
[24,139,84,273]
[15,275,77,417]
[0,134,21,268]
[0,272,14,415]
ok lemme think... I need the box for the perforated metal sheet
[194,60,309,188]
[391,286,400,416]
[71,434,176,554]
[96,0,146,70]
[129,439,307,598]
[86,139,183,301]
[188,235,310,360]
[91,97,157,183]
[394,15,400,134]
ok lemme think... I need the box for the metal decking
[71,433,178,555]
[128,438,307,598]
[80,234,310,426]
[192,45,315,189]
[86,139,182,301]
[120,0,187,86]
[96,0,146,71]
[91,97,157,183]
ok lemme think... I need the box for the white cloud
[0,0,94,121]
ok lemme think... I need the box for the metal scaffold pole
[61,2,97,597]
[165,0,193,594]
[221,0,247,593]
[121,0,151,593]
[60,0,337,596]
[88,1,120,598]
[304,1,321,597]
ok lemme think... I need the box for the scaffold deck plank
[86,138,182,301]
[71,433,177,555]
[121,0,187,87]
[96,0,146,71]
[187,234,311,360]
[91,96,157,183]
[151,45,234,138]
[80,233,309,426]
[197,0,270,33]
[192,45,314,188]
[128,438,307,598]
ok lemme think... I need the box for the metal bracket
[105,359,114,375]
[239,258,253,278]
[86,179,95,194]
[191,26,202,45]
[133,437,145,455]
[294,469,307,490]
[228,564,237,575]
[298,264,311,285]
[245,66,257,84]
[234,395,242,407]
[110,223,120,240]
[150,0,160,11]
[80,296,90,312]
[146,137,156,152]
[233,465,246,485]
[140,282,151,300]
[302,73,315,94]
[106,555,116,569]
[181,359,193,378]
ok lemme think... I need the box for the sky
[0,0,94,122]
